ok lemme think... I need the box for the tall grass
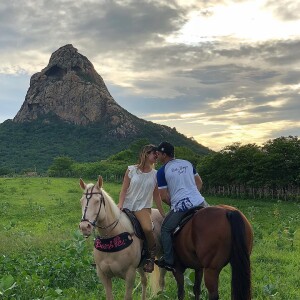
[0,177,299,299]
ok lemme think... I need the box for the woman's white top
[123,165,157,211]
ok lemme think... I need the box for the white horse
[79,176,166,300]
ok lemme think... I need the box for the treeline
[45,136,300,201]
[47,139,203,180]
[198,136,300,201]
[47,139,151,179]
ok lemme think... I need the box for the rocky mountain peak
[45,44,105,88]
[13,44,134,130]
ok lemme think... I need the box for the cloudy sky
[1,0,300,150]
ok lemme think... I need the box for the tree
[262,136,300,188]
[228,144,264,186]
[0,166,12,176]
[198,152,233,186]
[175,146,201,167]
[48,156,75,177]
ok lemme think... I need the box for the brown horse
[171,205,253,300]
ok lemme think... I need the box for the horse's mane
[100,187,133,232]
[101,188,120,217]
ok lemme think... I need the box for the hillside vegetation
[0,115,210,173]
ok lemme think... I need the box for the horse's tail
[226,210,251,300]
[149,264,165,296]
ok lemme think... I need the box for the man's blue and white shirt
[157,159,205,212]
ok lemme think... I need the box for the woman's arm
[158,188,171,206]
[153,185,165,217]
[118,169,130,209]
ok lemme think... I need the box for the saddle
[173,205,205,236]
[122,208,148,266]
[122,208,145,240]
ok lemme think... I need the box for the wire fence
[3,173,300,201]
[202,185,300,201]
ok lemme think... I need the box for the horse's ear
[96,176,103,189]
[79,178,86,190]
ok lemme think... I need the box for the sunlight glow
[193,120,300,150]
[266,99,288,107]
[209,95,242,109]
[167,0,300,44]
[265,83,300,96]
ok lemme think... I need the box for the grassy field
[0,177,299,299]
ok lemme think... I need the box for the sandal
[143,258,154,273]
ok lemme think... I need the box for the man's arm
[195,174,203,191]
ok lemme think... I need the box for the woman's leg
[134,208,156,272]
[134,208,155,249]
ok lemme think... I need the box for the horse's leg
[193,269,203,300]
[173,268,185,300]
[97,269,113,300]
[124,267,137,300]
[159,267,167,291]
[204,268,220,300]
[138,268,147,300]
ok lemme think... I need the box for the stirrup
[143,258,154,273]
[154,258,175,272]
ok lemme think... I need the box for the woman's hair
[137,144,157,170]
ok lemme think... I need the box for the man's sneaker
[154,257,175,272]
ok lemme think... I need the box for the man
[154,141,208,271]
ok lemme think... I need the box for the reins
[80,185,121,236]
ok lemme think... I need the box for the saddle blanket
[94,232,133,252]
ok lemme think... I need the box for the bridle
[80,185,120,233]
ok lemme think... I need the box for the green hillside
[0,115,211,173]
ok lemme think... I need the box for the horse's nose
[79,221,92,237]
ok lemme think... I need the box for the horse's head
[79,176,105,237]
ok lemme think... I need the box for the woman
[118,144,165,273]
